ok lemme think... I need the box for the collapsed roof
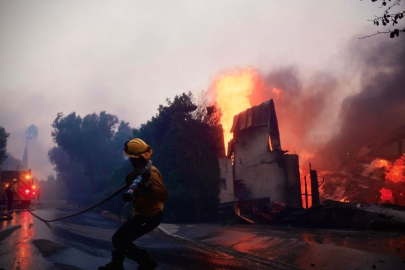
[230,99,281,153]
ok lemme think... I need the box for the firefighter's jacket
[126,165,168,218]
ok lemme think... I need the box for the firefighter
[99,138,168,270]
[5,179,17,212]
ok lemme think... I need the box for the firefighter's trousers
[112,212,162,259]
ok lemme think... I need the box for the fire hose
[27,168,149,223]
[27,183,128,223]
[6,162,151,223]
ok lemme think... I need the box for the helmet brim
[123,148,153,160]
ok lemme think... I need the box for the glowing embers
[380,188,394,203]
[375,159,389,168]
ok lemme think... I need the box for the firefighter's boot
[98,250,125,270]
[126,249,157,270]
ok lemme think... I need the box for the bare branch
[361,0,404,38]
[359,28,404,39]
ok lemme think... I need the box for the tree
[0,126,10,166]
[21,124,38,169]
[361,0,405,38]
[50,111,132,202]
[25,124,38,142]
[135,92,222,222]
[48,146,87,202]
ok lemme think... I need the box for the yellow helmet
[124,138,153,160]
[12,178,17,183]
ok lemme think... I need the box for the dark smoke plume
[209,37,405,170]
[317,37,405,168]
[248,66,339,162]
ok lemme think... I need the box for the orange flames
[374,154,405,183]
[211,68,260,153]
[375,159,389,168]
[380,188,393,203]
[300,173,312,208]
[372,154,405,203]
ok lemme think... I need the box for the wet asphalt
[2,202,405,270]
[162,223,405,270]
[0,203,270,270]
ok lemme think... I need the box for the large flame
[212,68,258,153]
[374,154,405,183]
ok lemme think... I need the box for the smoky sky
[0,1,396,180]
[243,65,341,163]
[316,36,405,167]
[220,36,405,169]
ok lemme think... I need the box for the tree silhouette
[0,126,10,166]
[25,124,38,142]
[50,111,132,195]
[135,92,222,222]
[361,0,405,38]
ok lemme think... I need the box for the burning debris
[320,126,405,207]
[208,41,405,228]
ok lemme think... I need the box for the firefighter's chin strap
[27,183,128,223]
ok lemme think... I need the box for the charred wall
[233,126,301,207]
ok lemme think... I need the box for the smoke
[270,38,405,168]
[208,36,405,170]
[251,67,339,162]
[316,37,405,168]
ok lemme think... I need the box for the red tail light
[25,189,30,194]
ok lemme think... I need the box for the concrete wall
[219,158,234,203]
[232,126,301,206]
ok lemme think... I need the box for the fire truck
[0,169,37,209]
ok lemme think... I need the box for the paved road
[0,204,270,270]
[162,224,405,270]
[2,203,405,270]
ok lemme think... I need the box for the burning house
[210,66,405,229]
[320,125,405,207]
[219,99,302,208]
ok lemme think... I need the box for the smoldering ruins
[212,39,405,229]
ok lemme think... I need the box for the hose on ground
[28,183,128,223]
